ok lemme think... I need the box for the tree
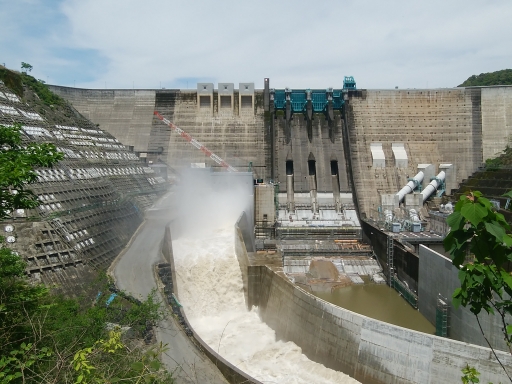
[0,123,63,219]
[20,62,32,74]
[444,190,512,381]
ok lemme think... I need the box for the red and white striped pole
[154,111,238,172]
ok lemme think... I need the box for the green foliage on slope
[485,146,512,170]
[20,73,65,107]
[0,66,24,97]
[0,66,65,106]
[459,69,512,87]
[0,249,173,383]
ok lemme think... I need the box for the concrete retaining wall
[481,86,512,161]
[361,220,419,292]
[247,264,512,383]
[162,224,261,384]
[48,86,156,153]
[418,244,511,352]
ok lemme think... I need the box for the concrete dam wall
[245,265,512,384]
[51,84,512,218]
[43,80,512,381]
[45,87,156,153]
[50,86,271,180]
[345,87,512,217]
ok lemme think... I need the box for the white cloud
[3,0,512,89]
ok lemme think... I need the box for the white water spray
[172,226,360,384]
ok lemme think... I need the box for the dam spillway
[172,225,359,384]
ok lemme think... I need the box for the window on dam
[308,159,316,176]
[199,96,211,108]
[241,95,252,108]
[330,160,339,176]
[220,96,231,108]
[286,160,294,176]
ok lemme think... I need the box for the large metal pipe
[286,174,295,212]
[421,171,446,202]
[331,160,341,212]
[396,171,424,203]
[409,209,420,222]
[309,177,318,214]
[308,158,318,214]
[332,175,341,212]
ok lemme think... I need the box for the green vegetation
[459,69,512,87]
[20,73,65,107]
[461,364,481,384]
[0,123,64,220]
[0,68,24,97]
[445,190,512,382]
[0,65,65,106]
[20,62,33,74]
[485,146,512,170]
[0,247,173,383]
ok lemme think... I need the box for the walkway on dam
[112,191,229,384]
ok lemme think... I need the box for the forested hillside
[458,69,512,87]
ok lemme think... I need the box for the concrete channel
[112,192,230,384]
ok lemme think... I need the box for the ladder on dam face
[153,111,238,172]
[387,235,394,288]
[435,297,449,337]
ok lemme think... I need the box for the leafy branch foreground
[0,247,173,383]
[445,190,512,382]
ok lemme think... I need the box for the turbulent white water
[172,226,360,384]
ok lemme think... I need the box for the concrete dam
[49,82,512,216]
[3,72,512,382]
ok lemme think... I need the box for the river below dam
[314,282,435,334]
[172,226,360,384]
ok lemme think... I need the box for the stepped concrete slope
[1,76,167,295]
[47,87,157,153]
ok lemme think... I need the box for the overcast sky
[1,0,511,90]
